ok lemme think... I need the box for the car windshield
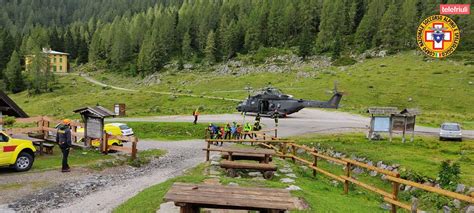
[442,124,460,131]
[119,125,130,130]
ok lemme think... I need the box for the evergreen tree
[4,51,25,93]
[27,49,52,94]
[354,0,387,52]
[374,1,401,52]
[348,0,365,34]
[401,0,422,48]
[110,23,131,68]
[181,31,193,60]
[298,27,313,60]
[0,28,15,79]
[204,30,217,64]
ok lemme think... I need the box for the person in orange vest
[192,108,200,124]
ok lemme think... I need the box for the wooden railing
[280,143,474,212]
[208,139,474,212]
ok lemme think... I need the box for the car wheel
[14,152,34,172]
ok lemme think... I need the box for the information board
[373,117,390,132]
[86,117,103,139]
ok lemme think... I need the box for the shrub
[332,57,357,66]
[437,160,460,191]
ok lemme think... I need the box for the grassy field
[32,146,113,171]
[9,50,474,129]
[294,133,474,185]
[125,122,209,140]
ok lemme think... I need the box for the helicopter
[236,85,343,117]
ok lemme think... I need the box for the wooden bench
[33,141,55,155]
[221,153,273,162]
[220,160,277,179]
[164,183,297,213]
[204,146,276,163]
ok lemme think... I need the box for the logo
[417,15,460,58]
[440,4,470,15]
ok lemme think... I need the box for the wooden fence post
[131,137,137,160]
[344,163,351,194]
[313,148,318,177]
[291,144,296,163]
[102,133,108,154]
[391,173,401,213]
[281,143,287,159]
[206,141,210,161]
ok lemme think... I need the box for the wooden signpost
[73,106,115,152]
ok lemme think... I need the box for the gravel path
[110,108,474,139]
[2,140,205,212]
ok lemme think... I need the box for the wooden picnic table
[205,146,275,163]
[164,183,297,213]
[11,134,50,155]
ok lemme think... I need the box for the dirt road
[110,108,474,139]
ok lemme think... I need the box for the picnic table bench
[204,146,275,163]
[221,152,273,162]
[203,146,277,179]
[164,183,297,213]
[11,134,53,155]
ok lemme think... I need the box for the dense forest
[0,0,473,94]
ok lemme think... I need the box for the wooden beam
[386,176,474,203]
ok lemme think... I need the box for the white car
[106,123,134,136]
[439,123,462,141]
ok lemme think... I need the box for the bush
[332,57,357,66]
[437,160,460,191]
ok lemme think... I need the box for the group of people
[207,114,263,144]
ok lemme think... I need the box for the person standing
[255,113,261,123]
[57,119,72,172]
[224,123,231,139]
[192,108,200,124]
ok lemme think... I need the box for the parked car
[105,123,134,137]
[439,123,462,141]
[0,132,36,172]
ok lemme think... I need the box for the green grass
[125,122,208,140]
[32,146,113,171]
[293,133,474,185]
[113,164,208,213]
[9,50,474,129]
[32,146,166,171]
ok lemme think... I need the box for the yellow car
[0,132,36,172]
[77,123,131,147]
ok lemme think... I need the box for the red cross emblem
[424,23,452,50]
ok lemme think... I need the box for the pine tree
[348,0,365,34]
[354,0,387,52]
[0,28,15,79]
[4,51,25,93]
[374,1,401,52]
[298,27,313,60]
[27,49,51,94]
[110,23,131,68]
[204,30,217,64]
[181,31,193,60]
[401,0,421,48]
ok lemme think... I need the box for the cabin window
[59,66,62,71]
[53,66,57,71]
[59,57,62,63]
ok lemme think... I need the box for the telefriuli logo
[417,15,460,58]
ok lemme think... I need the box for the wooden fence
[207,139,474,212]
[4,116,137,159]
